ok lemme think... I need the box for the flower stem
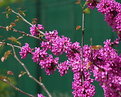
[81,4,85,81]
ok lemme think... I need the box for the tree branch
[0,26,45,41]
[81,5,85,81]
[81,12,85,60]
[11,10,33,26]
[10,44,52,97]
[11,10,45,35]
[0,78,35,97]
[0,41,21,49]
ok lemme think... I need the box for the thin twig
[10,44,52,97]
[0,42,51,96]
[0,26,45,41]
[81,1,85,62]
[11,10,45,35]
[81,12,85,60]
[81,7,85,81]
[0,41,21,49]
[0,79,35,97]
[11,10,32,26]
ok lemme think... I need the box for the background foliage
[0,0,121,97]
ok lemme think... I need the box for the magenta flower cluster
[86,0,121,38]
[19,43,32,59]
[38,94,45,97]
[19,28,121,97]
[86,0,99,9]
[30,24,44,36]
[20,30,96,97]
[19,0,121,96]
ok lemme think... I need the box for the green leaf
[83,8,91,14]
[75,0,81,4]
[1,50,11,62]
[7,36,21,46]
[0,75,16,97]
[0,0,22,7]
[76,25,81,30]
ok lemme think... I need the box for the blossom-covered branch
[20,27,121,97]
[1,0,121,97]
[86,0,121,38]
[10,44,52,97]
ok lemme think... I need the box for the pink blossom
[32,47,47,63]
[19,43,32,59]
[86,0,99,9]
[38,94,45,97]
[57,61,70,76]
[39,55,59,75]
[30,24,44,36]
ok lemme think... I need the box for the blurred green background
[0,0,121,97]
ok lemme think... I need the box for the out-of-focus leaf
[7,36,21,45]
[0,75,16,84]
[85,1,93,5]
[0,76,7,80]
[5,6,12,18]
[0,0,23,7]
[0,43,4,48]
[0,73,16,97]
[10,22,16,27]
[32,18,38,24]
[83,8,90,14]
[7,71,14,75]
[75,0,81,4]
[1,50,11,62]
[76,25,81,30]
[18,10,26,16]
[16,16,22,20]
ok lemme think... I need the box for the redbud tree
[0,0,121,97]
